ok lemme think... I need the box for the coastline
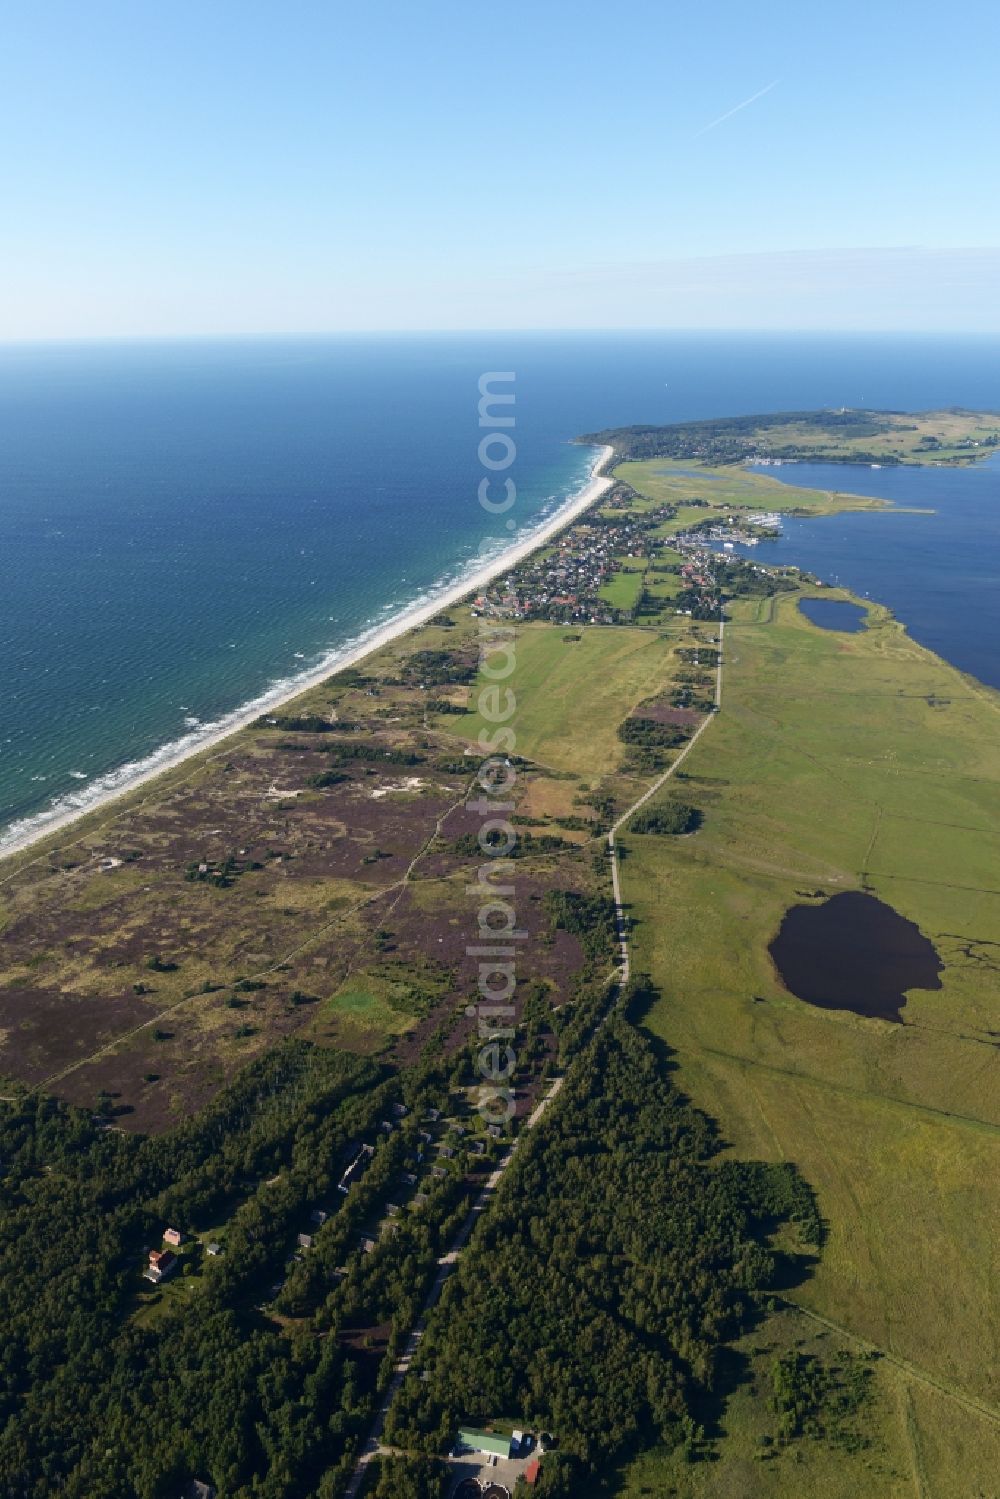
[0,444,615,864]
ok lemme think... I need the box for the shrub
[631,801,701,835]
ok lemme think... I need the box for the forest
[0,966,824,1498]
[0,1039,472,1498]
[383,981,821,1495]
[578,408,898,464]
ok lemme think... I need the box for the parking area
[448,1426,543,1494]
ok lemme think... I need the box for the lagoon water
[742,457,1000,686]
[1,332,999,843]
[797,598,868,633]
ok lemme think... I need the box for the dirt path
[37,776,479,1093]
[343,617,725,1493]
[781,1297,1000,1431]
[608,619,725,982]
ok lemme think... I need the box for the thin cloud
[694,79,779,137]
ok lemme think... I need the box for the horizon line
[3,325,1000,349]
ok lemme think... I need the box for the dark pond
[769,890,943,1023]
[798,597,867,634]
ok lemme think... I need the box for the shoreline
[0,445,616,864]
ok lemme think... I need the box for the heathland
[1,407,998,1498]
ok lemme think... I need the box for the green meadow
[597,556,647,610]
[616,590,1000,1491]
[615,457,891,516]
[437,621,680,782]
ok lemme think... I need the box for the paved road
[609,620,725,983]
[342,1077,564,1498]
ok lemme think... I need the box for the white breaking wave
[0,447,611,860]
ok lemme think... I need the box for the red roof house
[146,1248,177,1283]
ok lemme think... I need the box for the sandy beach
[0,445,615,864]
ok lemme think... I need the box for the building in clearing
[338,1142,374,1194]
[145,1248,177,1283]
[456,1428,513,1460]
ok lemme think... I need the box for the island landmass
[1,409,998,1499]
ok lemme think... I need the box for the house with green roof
[456,1427,513,1459]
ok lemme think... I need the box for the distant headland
[578,405,1000,467]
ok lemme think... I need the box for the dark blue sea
[1,331,998,845]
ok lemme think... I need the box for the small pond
[798,597,868,634]
[769,890,942,1023]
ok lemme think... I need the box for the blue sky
[2,0,998,337]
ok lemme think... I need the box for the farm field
[618,588,1000,1486]
[615,458,889,517]
[438,621,687,784]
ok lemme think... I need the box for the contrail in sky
[694,79,779,136]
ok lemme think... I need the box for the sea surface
[1,332,999,845]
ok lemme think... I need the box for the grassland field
[432,442,1000,1492]
[739,408,1000,466]
[2,414,998,1493]
[614,458,893,518]
[606,525,1000,1490]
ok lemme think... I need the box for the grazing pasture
[620,589,1000,1486]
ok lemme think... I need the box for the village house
[163,1227,183,1247]
[456,1427,514,1460]
[338,1141,374,1194]
[182,1481,215,1499]
[145,1248,177,1284]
